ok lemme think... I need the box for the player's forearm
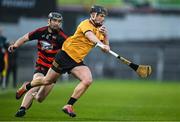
[14,33,29,48]
[99,25,109,45]
[104,34,109,45]
[85,31,105,46]
[103,39,109,46]
[85,31,110,52]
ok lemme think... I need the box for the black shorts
[51,50,85,74]
[34,63,49,75]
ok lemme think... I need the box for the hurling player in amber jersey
[8,12,67,117]
[16,5,110,117]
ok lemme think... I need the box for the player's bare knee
[37,98,44,103]
[82,79,93,86]
[36,95,44,103]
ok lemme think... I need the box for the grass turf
[0,79,180,121]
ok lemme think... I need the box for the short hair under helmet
[90,5,108,15]
[48,12,63,20]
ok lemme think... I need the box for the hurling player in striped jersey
[8,12,68,117]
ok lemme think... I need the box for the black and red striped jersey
[28,26,67,68]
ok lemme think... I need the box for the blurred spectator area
[106,14,180,41]
[0,0,56,22]
[57,0,180,12]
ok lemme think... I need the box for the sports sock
[67,97,77,105]
[26,83,32,90]
[20,106,26,111]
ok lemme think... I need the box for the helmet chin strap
[92,13,97,20]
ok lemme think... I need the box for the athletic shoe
[16,82,30,99]
[15,108,26,117]
[62,105,76,117]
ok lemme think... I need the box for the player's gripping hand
[8,43,17,53]
[101,45,110,53]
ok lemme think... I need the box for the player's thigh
[27,73,45,93]
[37,83,55,97]
[33,73,44,80]
[44,68,60,84]
[71,65,92,83]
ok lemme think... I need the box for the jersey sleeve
[79,21,94,34]
[28,27,46,40]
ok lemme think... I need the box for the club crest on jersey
[40,41,53,50]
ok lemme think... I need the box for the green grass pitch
[0,79,180,121]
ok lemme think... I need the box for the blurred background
[0,0,180,89]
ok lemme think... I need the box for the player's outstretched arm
[99,25,110,52]
[8,33,29,52]
[85,31,110,52]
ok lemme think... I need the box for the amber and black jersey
[28,26,67,68]
[62,19,106,63]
